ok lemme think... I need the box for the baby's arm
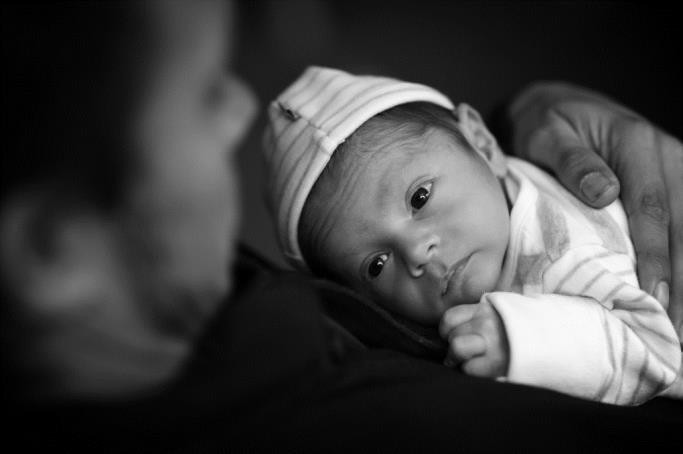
[441,246,681,405]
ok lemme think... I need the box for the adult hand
[439,300,509,378]
[507,82,683,338]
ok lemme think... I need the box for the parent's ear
[0,191,113,316]
[456,103,507,177]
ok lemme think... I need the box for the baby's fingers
[449,334,486,363]
[462,356,501,378]
[439,303,480,338]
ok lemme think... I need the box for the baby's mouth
[441,254,471,298]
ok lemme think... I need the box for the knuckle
[637,251,669,277]
[636,187,670,224]
[544,101,592,132]
[616,117,653,141]
[442,310,457,326]
[451,336,462,350]
[524,127,551,159]
[546,100,586,121]
[450,336,464,352]
[557,147,592,175]
[524,106,572,158]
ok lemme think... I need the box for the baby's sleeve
[487,245,680,405]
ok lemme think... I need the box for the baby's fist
[439,299,509,378]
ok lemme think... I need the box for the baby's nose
[402,232,440,277]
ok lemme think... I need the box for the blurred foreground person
[1,1,681,451]
[2,0,256,401]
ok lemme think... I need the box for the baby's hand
[439,299,509,378]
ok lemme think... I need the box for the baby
[263,66,681,405]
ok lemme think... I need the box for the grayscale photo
[2,1,682,451]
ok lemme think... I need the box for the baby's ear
[455,104,507,177]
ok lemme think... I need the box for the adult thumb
[536,143,621,208]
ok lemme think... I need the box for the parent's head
[1,0,256,401]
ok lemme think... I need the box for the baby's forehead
[331,125,465,178]
[307,128,462,221]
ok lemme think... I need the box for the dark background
[233,1,682,267]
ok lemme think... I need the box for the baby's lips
[442,254,472,300]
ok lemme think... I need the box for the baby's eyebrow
[338,244,372,270]
[375,165,414,207]
[339,248,364,264]
[377,179,396,206]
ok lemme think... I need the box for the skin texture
[305,123,510,325]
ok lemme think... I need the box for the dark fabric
[236,243,447,360]
[5,246,683,452]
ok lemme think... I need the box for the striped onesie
[488,156,681,405]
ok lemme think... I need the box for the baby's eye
[410,182,433,212]
[367,253,389,279]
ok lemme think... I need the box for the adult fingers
[615,123,671,298]
[520,107,620,209]
[661,134,683,336]
[439,303,480,338]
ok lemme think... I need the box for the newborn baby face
[310,128,510,324]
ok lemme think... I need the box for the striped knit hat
[263,66,455,270]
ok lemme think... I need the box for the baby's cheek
[371,279,410,314]
[392,281,442,324]
[465,254,501,302]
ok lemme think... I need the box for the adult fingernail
[580,171,615,203]
[654,281,670,308]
